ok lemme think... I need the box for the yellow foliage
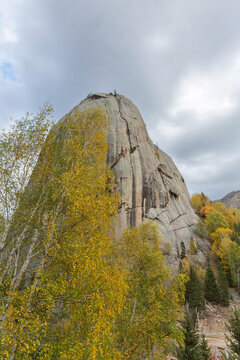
[213,202,240,230]
[0,108,189,359]
[211,228,233,270]
[210,227,233,243]
[180,258,190,274]
[228,206,240,228]
[116,222,186,359]
[0,108,126,359]
[191,193,210,212]
[199,205,213,217]
[197,267,206,280]
[189,238,197,254]
[205,208,229,234]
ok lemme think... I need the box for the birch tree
[0,108,126,360]
[116,222,186,359]
[0,103,53,249]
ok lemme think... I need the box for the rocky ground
[199,289,240,353]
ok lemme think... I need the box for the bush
[189,238,197,254]
[160,241,173,255]
[194,220,208,238]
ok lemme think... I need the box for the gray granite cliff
[64,93,198,248]
[0,93,199,285]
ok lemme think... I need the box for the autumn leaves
[0,108,185,359]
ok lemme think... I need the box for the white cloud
[1,26,17,43]
[0,0,20,43]
[143,33,172,53]
[170,53,240,118]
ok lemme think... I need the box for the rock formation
[0,93,198,282]
[63,93,198,248]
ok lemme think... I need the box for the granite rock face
[64,93,198,248]
[0,93,199,283]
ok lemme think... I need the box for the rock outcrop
[63,93,198,248]
[0,92,198,280]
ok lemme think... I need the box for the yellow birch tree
[0,108,126,360]
[116,222,186,359]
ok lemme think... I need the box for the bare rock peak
[74,93,198,248]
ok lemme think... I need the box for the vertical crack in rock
[115,95,136,227]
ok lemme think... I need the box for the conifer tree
[199,334,212,360]
[185,266,205,311]
[176,308,200,360]
[204,262,220,303]
[180,241,186,259]
[232,222,240,245]
[217,262,230,306]
[225,307,240,358]
[176,242,180,258]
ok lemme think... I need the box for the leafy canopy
[0,108,126,359]
[116,222,186,359]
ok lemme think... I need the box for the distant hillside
[217,190,240,208]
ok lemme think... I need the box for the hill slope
[217,190,240,208]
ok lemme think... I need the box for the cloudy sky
[0,0,240,200]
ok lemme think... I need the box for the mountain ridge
[215,190,240,208]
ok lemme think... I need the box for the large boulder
[63,93,198,248]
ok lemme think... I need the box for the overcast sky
[0,0,240,200]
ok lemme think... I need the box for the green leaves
[177,309,200,360]
[117,222,186,359]
[205,209,229,234]
[204,262,220,303]
[0,102,53,222]
[185,266,205,311]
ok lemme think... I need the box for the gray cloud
[0,0,240,199]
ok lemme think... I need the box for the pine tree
[176,308,200,360]
[225,307,240,358]
[217,262,230,306]
[232,222,240,245]
[176,242,180,258]
[185,266,205,311]
[180,241,186,259]
[199,334,212,360]
[204,262,220,303]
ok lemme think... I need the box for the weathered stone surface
[63,93,198,249]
